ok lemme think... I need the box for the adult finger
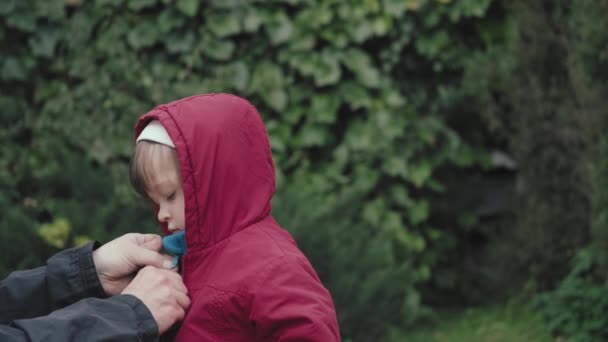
[130,246,174,269]
[137,234,163,252]
[165,271,188,294]
[174,291,191,310]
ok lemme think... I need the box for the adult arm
[0,242,103,323]
[0,295,158,342]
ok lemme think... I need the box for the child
[129,93,340,341]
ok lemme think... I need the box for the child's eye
[166,192,176,201]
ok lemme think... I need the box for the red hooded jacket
[134,93,340,341]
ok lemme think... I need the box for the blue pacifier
[162,231,187,269]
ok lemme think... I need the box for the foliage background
[1,0,606,340]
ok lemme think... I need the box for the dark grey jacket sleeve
[1,242,104,321]
[0,243,158,341]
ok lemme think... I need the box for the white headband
[136,120,175,148]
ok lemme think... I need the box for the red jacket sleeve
[249,257,340,341]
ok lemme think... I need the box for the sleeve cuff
[115,294,159,340]
[78,241,106,299]
[46,241,105,308]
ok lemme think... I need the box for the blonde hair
[129,141,181,200]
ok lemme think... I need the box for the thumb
[129,245,174,270]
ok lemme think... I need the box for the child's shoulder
[226,222,302,260]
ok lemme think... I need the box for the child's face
[146,158,185,233]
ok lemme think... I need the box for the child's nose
[157,207,170,223]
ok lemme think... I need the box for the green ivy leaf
[157,9,186,33]
[74,235,93,247]
[6,9,37,32]
[1,57,34,81]
[216,62,250,91]
[349,19,373,43]
[383,157,408,179]
[415,30,450,58]
[342,49,381,88]
[201,34,235,61]
[207,12,242,37]
[382,0,408,17]
[251,62,288,111]
[128,0,157,11]
[408,200,429,225]
[289,32,316,51]
[251,61,285,90]
[314,51,341,86]
[176,0,199,17]
[29,28,62,58]
[408,162,432,188]
[266,11,294,45]
[266,88,288,111]
[310,95,340,124]
[36,0,66,21]
[339,81,372,109]
[39,218,71,249]
[127,21,160,48]
[296,123,326,147]
[363,198,386,226]
[164,31,195,53]
[0,0,16,15]
[243,7,263,32]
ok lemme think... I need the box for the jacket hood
[134,93,276,251]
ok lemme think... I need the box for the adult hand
[93,233,174,296]
[122,266,190,334]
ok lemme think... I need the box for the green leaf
[310,95,340,124]
[314,51,341,86]
[363,198,386,226]
[29,29,61,58]
[201,34,235,61]
[251,62,288,111]
[349,20,374,43]
[382,0,408,17]
[243,8,263,32]
[36,0,66,21]
[1,57,34,81]
[216,62,250,91]
[289,32,316,51]
[164,31,195,53]
[176,0,199,17]
[157,9,186,33]
[341,49,381,88]
[127,21,160,48]
[415,30,450,58]
[207,12,242,37]
[296,123,326,147]
[339,81,372,109]
[372,16,392,35]
[74,235,93,247]
[296,6,332,31]
[266,88,288,111]
[128,0,157,11]
[408,162,432,188]
[408,200,429,225]
[0,0,16,15]
[39,218,71,249]
[383,157,408,178]
[251,62,285,90]
[266,11,294,45]
[320,27,349,48]
[6,9,37,32]
[207,0,245,8]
